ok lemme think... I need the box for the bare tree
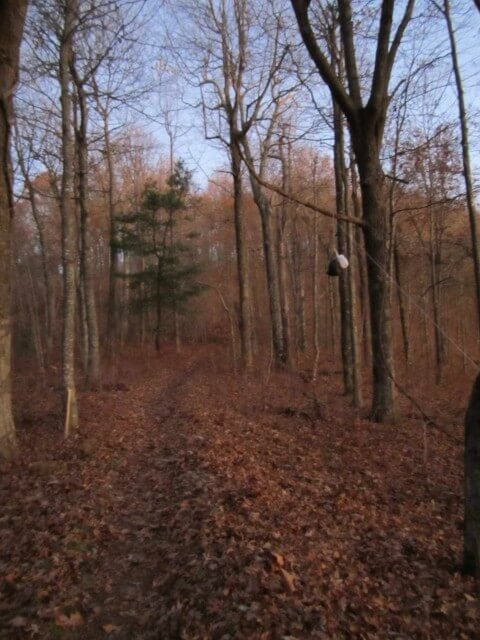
[71,60,101,389]
[172,0,302,368]
[188,0,259,369]
[291,0,415,421]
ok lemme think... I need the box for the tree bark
[155,256,162,351]
[350,159,371,363]
[243,141,285,368]
[347,213,363,407]
[333,101,354,394]
[98,106,120,356]
[289,219,306,352]
[231,139,253,369]
[59,0,79,435]
[72,72,100,389]
[393,236,410,365]
[0,0,28,459]
[353,129,395,420]
[464,372,480,576]
[312,212,321,380]
[278,131,294,369]
[428,206,445,384]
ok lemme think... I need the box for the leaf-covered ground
[1,346,478,639]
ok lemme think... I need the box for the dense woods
[2,0,480,638]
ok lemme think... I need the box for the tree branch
[290,0,355,117]
[338,0,362,106]
[237,143,365,226]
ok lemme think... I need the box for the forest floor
[1,344,479,639]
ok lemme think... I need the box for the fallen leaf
[280,568,296,593]
[265,548,285,567]
[9,616,28,628]
[103,623,122,633]
[55,611,84,628]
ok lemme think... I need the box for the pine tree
[116,161,202,349]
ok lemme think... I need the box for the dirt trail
[1,347,479,639]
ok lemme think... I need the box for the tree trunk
[353,128,395,422]
[277,212,293,369]
[346,208,363,407]
[102,114,120,355]
[0,0,28,458]
[333,102,354,394]
[429,208,444,384]
[289,220,306,352]
[464,372,480,576]
[120,251,129,348]
[77,276,88,372]
[244,153,285,368]
[277,132,293,368]
[393,236,410,365]
[155,256,162,351]
[255,189,285,368]
[231,139,253,369]
[312,213,321,380]
[73,76,100,389]
[25,263,45,373]
[328,277,336,356]
[59,0,79,435]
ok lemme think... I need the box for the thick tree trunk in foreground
[464,372,480,576]
[0,0,28,459]
[353,132,395,420]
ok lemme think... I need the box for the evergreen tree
[116,161,202,349]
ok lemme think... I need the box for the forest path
[1,346,479,639]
